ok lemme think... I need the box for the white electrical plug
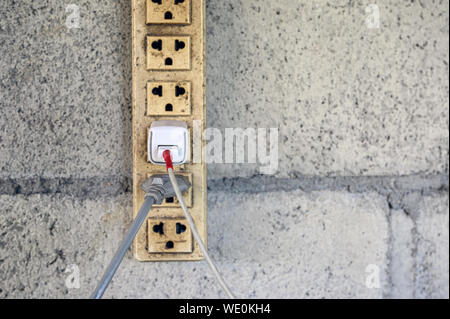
[148,120,189,165]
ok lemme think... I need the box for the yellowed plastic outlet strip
[132,0,206,261]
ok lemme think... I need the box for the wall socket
[147,36,190,71]
[148,219,192,253]
[146,126,192,165]
[146,0,191,25]
[147,81,191,116]
[151,172,193,207]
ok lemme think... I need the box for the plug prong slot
[152,40,163,51]
[176,223,187,235]
[175,85,185,97]
[152,86,163,97]
[165,197,175,203]
[165,241,175,249]
[175,40,185,51]
[164,11,173,20]
[152,222,165,235]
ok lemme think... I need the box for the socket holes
[153,222,164,235]
[152,40,162,51]
[152,86,163,97]
[175,86,185,97]
[165,104,173,112]
[166,197,175,203]
[176,223,187,235]
[166,241,175,249]
[152,86,185,98]
[164,12,173,20]
[175,40,185,51]
[165,58,173,66]
[174,0,184,4]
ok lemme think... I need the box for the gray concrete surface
[414,195,449,298]
[0,0,449,299]
[0,0,132,181]
[207,0,449,178]
[0,0,448,180]
[390,194,450,299]
[0,190,447,299]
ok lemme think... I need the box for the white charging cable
[163,150,235,299]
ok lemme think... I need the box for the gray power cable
[167,168,236,299]
[91,197,155,299]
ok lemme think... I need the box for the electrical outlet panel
[147,36,190,70]
[146,0,191,25]
[147,81,191,116]
[132,0,206,262]
[148,219,193,253]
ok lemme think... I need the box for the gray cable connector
[141,174,191,205]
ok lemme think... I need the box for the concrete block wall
[0,0,448,298]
